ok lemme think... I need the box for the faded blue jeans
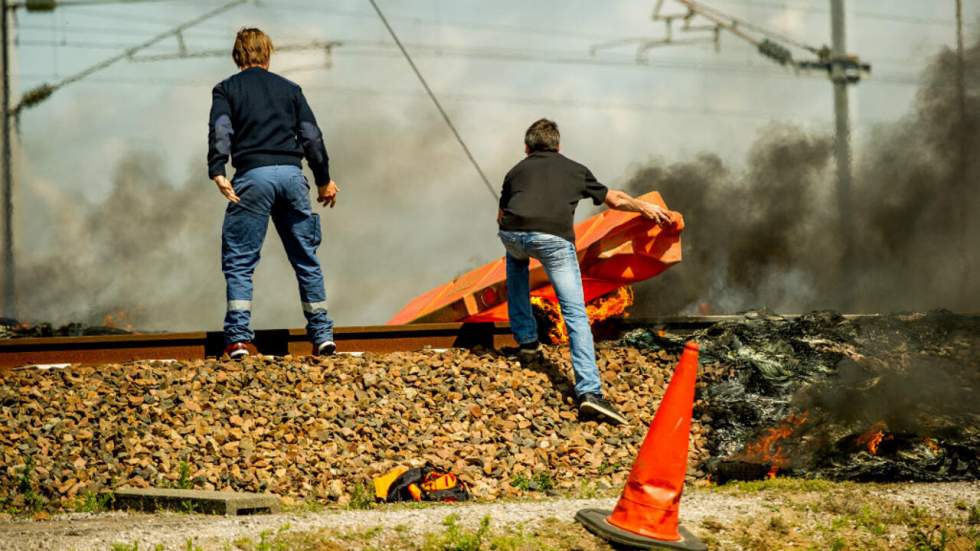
[498,230,602,398]
[222,165,333,346]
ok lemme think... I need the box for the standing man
[498,119,673,425]
[208,28,338,359]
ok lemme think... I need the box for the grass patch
[509,471,555,493]
[714,476,839,494]
[109,544,166,551]
[280,498,326,514]
[176,461,193,490]
[214,515,610,551]
[233,523,293,551]
[71,491,113,513]
[702,482,980,551]
[347,481,375,510]
[422,514,491,551]
[0,455,49,514]
[162,461,194,491]
[968,502,980,526]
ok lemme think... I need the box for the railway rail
[0,315,874,369]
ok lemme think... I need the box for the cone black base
[575,509,707,551]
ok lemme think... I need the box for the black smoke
[626,39,980,315]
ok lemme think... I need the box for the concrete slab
[112,488,280,516]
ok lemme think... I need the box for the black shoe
[314,340,336,357]
[518,340,542,360]
[578,393,628,425]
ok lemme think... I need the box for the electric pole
[601,0,870,308]
[955,0,966,170]
[830,0,854,305]
[955,0,970,299]
[1,0,13,319]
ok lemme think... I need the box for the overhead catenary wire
[114,38,919,85]
[675,0,821,53]
[11,73,909,127]
[12,0,243,113]
[367,0,498,202]
[715,0,978,28]
[9,0,184,6]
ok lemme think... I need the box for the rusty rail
[0,314,886,369]
[0,322,517,368]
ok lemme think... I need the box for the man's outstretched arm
[604,189,672,225]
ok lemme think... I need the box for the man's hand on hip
[317,181,339,208]
[213,175,240,203]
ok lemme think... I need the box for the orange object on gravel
[387,191,684,325]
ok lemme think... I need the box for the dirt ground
[0,480,976,550]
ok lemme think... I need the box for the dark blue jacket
[207,67,330,184]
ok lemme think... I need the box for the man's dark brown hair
[524,118,560,152]
[232,28,274,69]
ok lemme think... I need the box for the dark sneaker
[578,393,628,425]
[224,342,252,360]
[518,340,543,360]
[314,340,336,357]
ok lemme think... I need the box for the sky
[9,0,977,329]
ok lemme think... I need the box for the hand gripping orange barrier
[387,191,683,325]
[575,342,706,551]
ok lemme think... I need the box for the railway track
[0,315,874,369]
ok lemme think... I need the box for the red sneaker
[224,342,254,360]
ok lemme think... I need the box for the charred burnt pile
[0,316,135,339]
[623,310,980,482]
[0,309,142,339]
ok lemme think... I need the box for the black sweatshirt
[207,67,330,184]
[498,151,609,242]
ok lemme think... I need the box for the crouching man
[498,119,673,425]
[208,28,339,359]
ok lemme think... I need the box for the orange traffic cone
[576,341,706,550]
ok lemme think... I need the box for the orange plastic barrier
[387,192,683,325]
[575,342,706,550]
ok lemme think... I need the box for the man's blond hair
[232,28,274,69]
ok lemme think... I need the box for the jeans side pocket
[310,213,322,249]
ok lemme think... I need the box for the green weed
[422,514,490,551]
[72,491,113,513]
[14,455,45,512]
[716,477,837,494]
[908,524,950,551]
[347,481,375,510]
[234,523,292,551]
[177,461,193,490]
[509,471,555,492]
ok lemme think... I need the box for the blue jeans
[222,165,333,346]
[498,230,602,398]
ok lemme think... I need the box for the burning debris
[624,310,980,482]
[531,286,635,345]
[388,191,682,325]
[0,318,133,339]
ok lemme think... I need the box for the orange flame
[102,309,134,331]
[531,286,634,345]
[922,437,941,454]
[739,412,809,473]
[855,421,892,455]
